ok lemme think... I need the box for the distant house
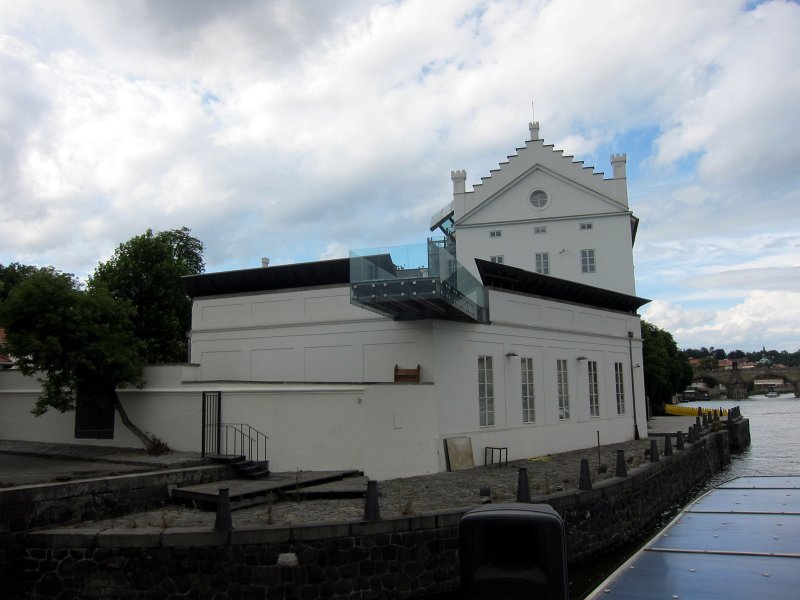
[0,328,14,369]
[0,121,650,479]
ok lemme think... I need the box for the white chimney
[261,257,270,268]
[529,121,540,141]
[611,153,627,179]
[451,170,467,220]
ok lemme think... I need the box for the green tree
[641,321,693,415]
[0,262,40,302]
[90,227,204,364]
[0,269,162,451]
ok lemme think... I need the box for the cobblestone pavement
[78,438,655,530]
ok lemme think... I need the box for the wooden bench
[394,364,421,383]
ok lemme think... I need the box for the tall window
[581,249,596,273]
[521,357,535,423]
[614,362,625,414]
[535,252,550,275]
[490,255,504,264]
[588,360,600,417]
[478,356,495,427]
[557,359,570,420]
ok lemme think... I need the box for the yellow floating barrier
[665,404,728,417]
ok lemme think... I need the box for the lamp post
[628,331,640,440]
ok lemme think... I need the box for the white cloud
[1,0,799,350]
[643,292,800,352]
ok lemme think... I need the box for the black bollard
[676,430,685,450]
[615,449,627,478]
[687,427,695,443]
[364,480,381,521]
[649,439,660,462]
[480,484,492,504]
[697,407,702,416]
[727,408,733,422]
[579,459,592,491]
[517,467,532,502]
[663,435,673,457]
[702,413,708,428]
[695,416,702,429]
[214,487,233,532]
[694,423,701,438]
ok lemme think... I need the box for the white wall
[189,286,434,384]
[431,288,646,468]
[457,212,636,295]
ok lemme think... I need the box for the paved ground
[0,417,696,528]
[0,439,208,487]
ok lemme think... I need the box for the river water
[572,393,800,598]
[427,394,800,599]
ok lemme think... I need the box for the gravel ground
[79,438,655,530]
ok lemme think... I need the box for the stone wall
[6,432,730,599]
[0,464,234,534]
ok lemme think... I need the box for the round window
[529,190,548,209]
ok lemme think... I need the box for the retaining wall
[5,432,730,599]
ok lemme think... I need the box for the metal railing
[214,423,269,464]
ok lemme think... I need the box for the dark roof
[475,259,650,314]
[183,256,650,316]
[182,258,351,298]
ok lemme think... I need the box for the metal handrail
[208,422,270,465]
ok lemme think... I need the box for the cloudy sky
[1,0,798,352]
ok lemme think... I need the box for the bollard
[649,439,659,462]
[697,407,702,416]
[214,487,233,532]
[364,480,381,521]
[517,467,532,502]
[702,413,708,428]
[663,435,673,457]
[694,423,701,438]
[687,427,695,443]
[695,416,702,429]
[480,484,492,504]
[676,430,685,450]
[615,449,627,478]
[578,459,592,491]
[728,407,733,421]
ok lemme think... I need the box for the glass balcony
[350,239,489,323]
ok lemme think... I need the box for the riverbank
[2,420,736,599]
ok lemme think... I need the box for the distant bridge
[693,367,800,399]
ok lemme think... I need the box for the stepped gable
[455,127,629,224]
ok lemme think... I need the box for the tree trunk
[112,392,160,453]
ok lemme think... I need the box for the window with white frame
[588,360,600,417]
[534,225,547,234]
[490,255,504,264]
[557,359,570,420]
[478,356,495,427]
[490,230,502,238]
[581,249,596,273]
[614,362,625,414]
[579,222,593,231]
[521,357,535,423]
[535,252,550,275]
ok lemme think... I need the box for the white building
[0,122,649,480]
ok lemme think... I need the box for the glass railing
[349,239,488,321]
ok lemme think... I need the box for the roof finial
[528,100,540,141]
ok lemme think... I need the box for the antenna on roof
[531,100,535,123]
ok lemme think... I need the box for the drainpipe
[628,331,640,440]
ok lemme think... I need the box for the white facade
[433,123,637,295]
[0,121,648,480]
